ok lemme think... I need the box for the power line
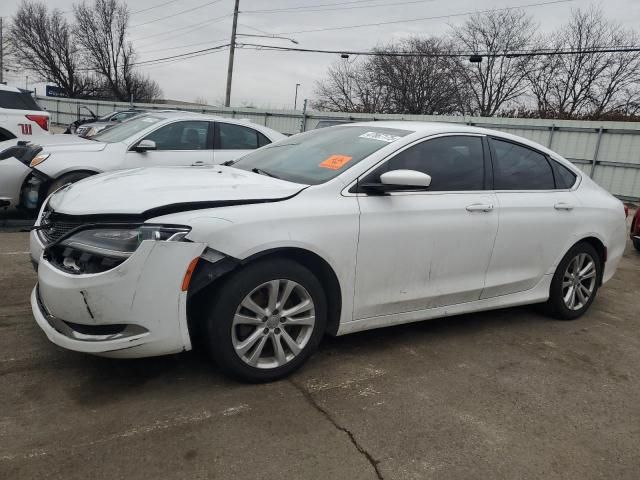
[131,0,181,15]
[138,38,228,54]
[131,13,232,42]
[241,0,407,14]
[274,0,574,35]
[137,47,230,69]
[133,43,231,66]
[238,23,272,35]
[134,40,640,69]
[75,43,230,71]
[131,0,224,28]
[236,42,640,58]
[243,0,436,15]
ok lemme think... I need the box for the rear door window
[216,123,265,150]
[491,139,555,190]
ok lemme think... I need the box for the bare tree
[10,1,93,97]
[74,0,161,102]
[527,7,640,119]
[451,9,537,116]
[590,25,640,117]
[313,58,389,113]
[371,38,468,115]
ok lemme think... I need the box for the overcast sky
[2,0,640,108]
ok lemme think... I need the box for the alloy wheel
[562,252,597,311]
[231,279,316,369]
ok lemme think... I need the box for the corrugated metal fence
[36,96,640,201]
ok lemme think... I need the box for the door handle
[191,161,205,166]
[554,202,574,211]
[466,203,494,212]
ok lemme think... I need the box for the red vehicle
[631,207,640,252]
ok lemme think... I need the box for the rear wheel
[204,259,327,382]
[544,242,602,320]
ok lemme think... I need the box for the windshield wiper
[251,167,280,179]
[222,160,235,166]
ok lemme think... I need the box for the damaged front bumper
[31,239,207,358]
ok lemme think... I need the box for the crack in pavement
[288,378,383,480]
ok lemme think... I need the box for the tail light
[25,114,49,131]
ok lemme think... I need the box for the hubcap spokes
[562,253,596,311]
[232,279,315,369]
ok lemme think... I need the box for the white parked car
[29,122,627,382]
[0,84,50,142]
[0,111,284,210]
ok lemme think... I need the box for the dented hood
[48,166,306,216]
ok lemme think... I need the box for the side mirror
[360,169,432,194]
[133,139,156,153]
[380,170,432,188]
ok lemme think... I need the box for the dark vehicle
[65,109,147,136]
[314,119,354,129]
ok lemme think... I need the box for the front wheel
[544,242,602,320]
[47,171,94,197]
[204,259,327,382]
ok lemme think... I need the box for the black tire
[544,242,602,320]
[633,238,640,253]
[47,172,94,197]
[203,258,327,383]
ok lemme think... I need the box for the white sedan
[29,122,627,382]
[0,111,284,210]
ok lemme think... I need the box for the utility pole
[224,0,240,107]
[0,18,4,85]
[294,83,301,110]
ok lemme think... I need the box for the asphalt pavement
[1,230,639,480]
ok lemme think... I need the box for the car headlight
[58,225,191,259]
[84,127,97,137]
[30,153,50,168]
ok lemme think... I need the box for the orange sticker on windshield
[319,154,353,170]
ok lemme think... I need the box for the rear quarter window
[551,160,578,189]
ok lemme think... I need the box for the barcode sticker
[359,131,402,143]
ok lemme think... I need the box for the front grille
[38,218,82,244]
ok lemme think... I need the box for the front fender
[33,154,103,179]
[151,197,360,327]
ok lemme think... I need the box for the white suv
[0,84,50,142]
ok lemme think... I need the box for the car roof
[0,84,25,94]
[341,120,564,160]
[341,120,494,135]
[143,110,231,121]
[138,110,279,134]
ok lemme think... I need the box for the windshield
[98,112,115,121]
[91,114,163,143]
[231,126,411,185]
